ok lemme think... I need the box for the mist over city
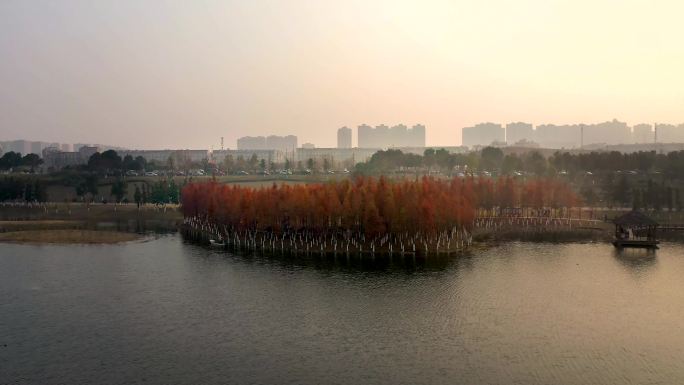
[2,1,684,150]
[3,2,684,385]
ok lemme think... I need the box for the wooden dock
[658,224,684,232]
[612,239,660,249]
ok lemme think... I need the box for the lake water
[2,235,684,385]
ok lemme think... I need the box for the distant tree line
[549,150,684,177]
[354,148,684,179]
[222,153,305,174]
[0,177,47,202]
[354,147,684,210]
[354,148,550,176]
[55,172,183,204]
[0,152,43,171]
[85,150,147,175]
[596,175,683,211]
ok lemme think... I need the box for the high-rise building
[237,136,267,150]
[2,140,31,155]
[337,127,352,148]
[505,122,534,145]
[374,124,390,147]
[678,124,684,143]
[30,141,44,155]
[386,124,406,147]
[534,124,580,148]
[461,123,505,147]
[655,123,684,143]
[237,135,297,151]
[410,124,426,147]
[74,143,91,152]
[583,119,630,146]
[266,135,297,152]
[632,124,653,144]
[357,124,426,148]
[357,124,374,148]
[78,145,100,161]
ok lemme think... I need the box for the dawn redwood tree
[181,176,579,238]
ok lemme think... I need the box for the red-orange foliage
[181,176,579,236]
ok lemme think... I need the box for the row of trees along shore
[0,173,183,205]
[355,148,684,211]
[181,176,578,254]
[0,152,43,171]
[356,148,684,177]
[0,177,47,202]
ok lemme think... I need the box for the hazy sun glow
[1,0,683,148]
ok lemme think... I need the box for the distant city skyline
[4,119,684,154]
[462,120,684,148]
[2,1,684,149]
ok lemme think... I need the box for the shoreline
[3,203,684,248]
[0,229,144,245]
[0,203,180,245]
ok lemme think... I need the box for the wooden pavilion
[612,210,659,249]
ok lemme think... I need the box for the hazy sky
[1,0,683,149]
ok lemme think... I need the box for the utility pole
[221,137,224,151]
[580,124,584,149]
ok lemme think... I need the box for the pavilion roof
[613,210,659,227]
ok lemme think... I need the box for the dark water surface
[2,235,684,385]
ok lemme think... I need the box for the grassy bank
[0,203,179,244]
[472,217,614,244]
[0,229,142,244]
[1,173,344,203]
[474,227,612,243]
[0,202,182,222]
[0,220,84,232]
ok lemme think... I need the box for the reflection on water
[197,246,459,274]
[612,247,658,273]
[2,236,684,385]
[90,219,179,234]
